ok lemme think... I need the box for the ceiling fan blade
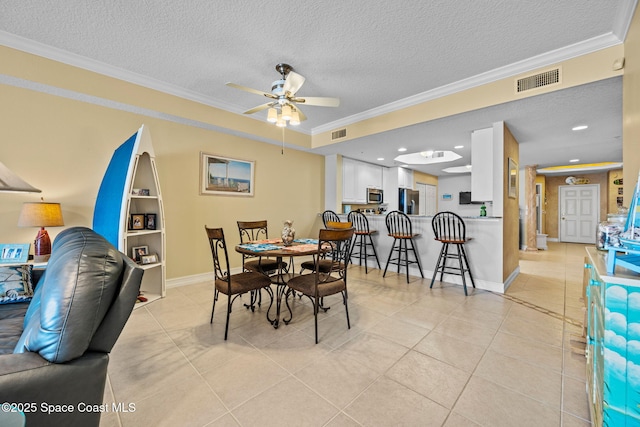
[292,96,340,107]
[243,102,273,115]
[226,82,277,99]
[283,71,306,96]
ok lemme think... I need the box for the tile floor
[100,242,592,427]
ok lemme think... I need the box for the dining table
[235,238,326,328]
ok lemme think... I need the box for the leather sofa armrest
[0,352,109,427]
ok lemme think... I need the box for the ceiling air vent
[332,128,347,140]
[516,67,561,93]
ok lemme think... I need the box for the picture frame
[0,243,30,264]
[131,188,150,196]
[145,213,157,230]
[200,152,254,196]
[141,253,158,265]
[508,158,518,199]
[131,245,149,262]
[130,214,145,230]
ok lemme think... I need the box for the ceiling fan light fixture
[275,115,287,127]
[290,110,300,125]
[281,104,292,121]
[267,107,278,123]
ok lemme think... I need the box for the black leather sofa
[0,226,143,427]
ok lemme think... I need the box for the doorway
[559,184,599,243]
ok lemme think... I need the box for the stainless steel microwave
[367,188,383,203]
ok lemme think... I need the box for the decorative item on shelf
[0,243,30,264]
[131,188,150,196]
[130,213,145,230]
[565,176,590,185]
[141,253,158,265]
[480,203,487,217]
[131,245,148,263]
[281,220,295,246]
[17,199,64,262]
[145,213,156,230]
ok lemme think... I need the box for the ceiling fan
[226,63,340,126]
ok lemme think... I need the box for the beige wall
[502,124,520,281]
[624,7,640,198]
[0,54,324,280]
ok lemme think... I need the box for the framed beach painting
[200,152,255,196]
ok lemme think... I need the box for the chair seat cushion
[287,274,345,298]
[300,259,345,273]
[215,272,271,295]
[244,258,286,273]
[0,302,29,354]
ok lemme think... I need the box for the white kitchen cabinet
[342,157,383,204]
[398,167,413,189]
[362,162,383,189]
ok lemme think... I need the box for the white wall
[437,175,492,217]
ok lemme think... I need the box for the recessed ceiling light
[454,145,464,149]
[377,157,384,161]
[398,148,407,152]
[569,159,580,163]
[572,125,588,131]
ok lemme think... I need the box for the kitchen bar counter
[339,214,515,293]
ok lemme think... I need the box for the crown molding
[0,30,243,113]
[613,0,639,40]
[311,33,623,135]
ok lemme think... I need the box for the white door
[559,184,599,243]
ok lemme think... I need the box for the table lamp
[18,201,64,262]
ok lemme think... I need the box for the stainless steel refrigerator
[399,189,420,215]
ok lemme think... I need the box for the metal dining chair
[322,210,340,227]
[286,227,355,343]
[205,226,273,340]
[383,210,424,283]
[348,211,381,273]
[430,211,476,295]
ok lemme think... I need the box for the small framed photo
[145,213,157,230]
[141,253,158,265]
[131,188,151,196]
[131,245,149,262]
[130,214,145,230]
[0,243,30,264]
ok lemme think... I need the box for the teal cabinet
[586,247,640,426]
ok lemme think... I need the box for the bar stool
[322,210,340,227]
[348,211,380,273]
[383,211,424,283]
[430,211,476,295]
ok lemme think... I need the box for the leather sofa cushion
[13,227,124,363]
[0,302,29,354]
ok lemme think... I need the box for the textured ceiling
[0,0,635,174]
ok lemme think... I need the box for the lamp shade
[18,202,65,227]
[0,161,41,193]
